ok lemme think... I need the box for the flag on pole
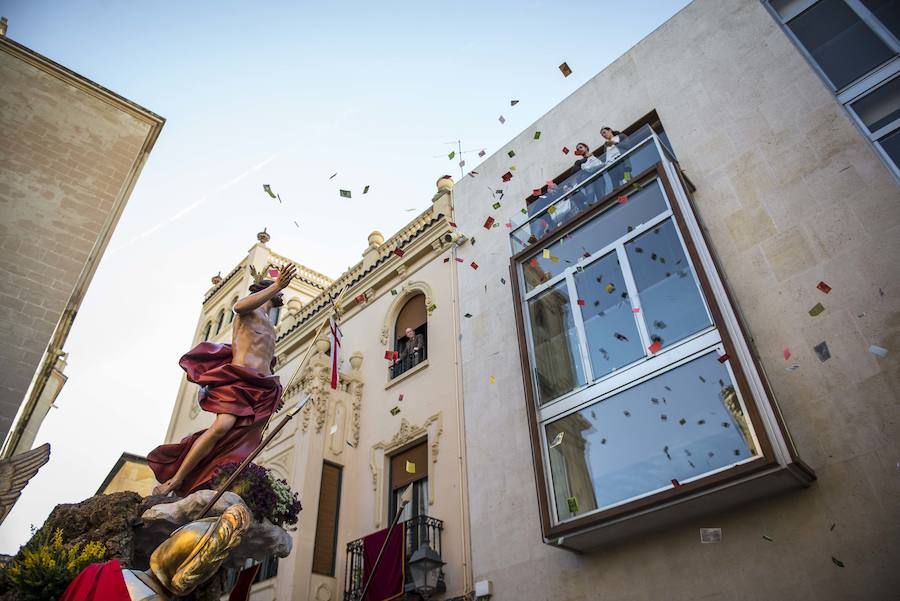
[329,315,342,390]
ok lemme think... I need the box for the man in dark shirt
[398,326,425,368]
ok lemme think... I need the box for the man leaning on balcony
[399,327,425,370]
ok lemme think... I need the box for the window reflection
[522,181,668,293]
[546,352,757,521]
[625,220,710,350]
[527,283,585,403]
[573,252,643,376]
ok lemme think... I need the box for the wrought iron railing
[388,345,428,379]
[344,515,444,601]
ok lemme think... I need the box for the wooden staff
[199,283,350,519]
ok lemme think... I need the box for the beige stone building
[452,0,899,600]
[96,452,157,497]
[0,31,164,457]
[158,182,473,600]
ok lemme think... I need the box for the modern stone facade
[0,34,163,455]
[451,1,899,600]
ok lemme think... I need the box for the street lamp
[408,543,445,599]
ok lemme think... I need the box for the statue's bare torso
[231,307,276,374]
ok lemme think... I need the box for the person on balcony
[399,327,425,369]
[600,126,631,187]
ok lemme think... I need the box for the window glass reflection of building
[517,174,762,525]
[392,293,427,378]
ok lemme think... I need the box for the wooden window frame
[510,149,813,541]
[311,461,343,576]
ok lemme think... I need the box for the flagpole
[283,282,350,393]
[357,485,412,601]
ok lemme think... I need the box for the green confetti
[492,201,501,210]
[831,557,844,568]
[390,406,401,416]
[762,535,773,542]
[566,496,579,514]
[339,189,352,198]
[507,150,516,158]
[533,131,541,140]
[448,151,456,160]
[263,184,277,198]
[809,302,825,317]
[363,185,370,194]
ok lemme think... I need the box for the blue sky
[0,0,691,552]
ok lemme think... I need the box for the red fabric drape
[147,343,282,496]
[362,523,405,601]
[59,560,130,601]
[228,564,261,601]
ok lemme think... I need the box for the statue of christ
[148,264,297,496]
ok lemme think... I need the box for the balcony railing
[343,515,444,601]
[389,346,428,379]
[510,124,665,253]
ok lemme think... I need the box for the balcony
[510,124,675,254]
[344,515,445,601]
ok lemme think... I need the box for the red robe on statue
[148,342,283,497]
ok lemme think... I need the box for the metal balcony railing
[388,345,428,379]
[343,515,444,601]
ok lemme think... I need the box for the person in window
[600,126,631,186]
[399,327,425,369]
[572,142,602,210]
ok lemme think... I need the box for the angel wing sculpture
[0,442,51,525]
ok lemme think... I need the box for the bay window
[510,125,813,548]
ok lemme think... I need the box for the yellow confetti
[543,249,551,259]
[550,255,560,263]
[406,460,416,474]
[490,375,495,384]
[547,206,556,215]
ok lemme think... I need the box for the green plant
[5,528,105,601]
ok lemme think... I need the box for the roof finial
[257,228,270,244]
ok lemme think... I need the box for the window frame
[311,461,343,576]
[510,150,799,538]
[763,0,900,181]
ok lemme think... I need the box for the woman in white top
[601,126,631,188]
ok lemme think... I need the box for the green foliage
[4,528,106,601]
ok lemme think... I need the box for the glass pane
[574,251,644,376]
[521,181,668,292]
[860,0,900,42]
[527,282,586,404]
[625,219,710,350]
[511,130,663,253]
[788,0,894,89]
[878,126,900,166]
[850,75,900,133]
[771,0,815,19]
[545,352,758,521]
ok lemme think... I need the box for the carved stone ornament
[380,281,435,345]
[369,413,443,528]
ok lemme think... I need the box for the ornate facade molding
[369,412,443,528]
[379,280,435,345]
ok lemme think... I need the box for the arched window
[214,309,225,336]
[391,293,427,378]
[228,296,238,323]
[202,321,212,342]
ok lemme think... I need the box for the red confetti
[671,479,681,487]
[562,147,570,154]
[577,299,586,306]
[718,353,730,363]
[783,347,791,360]
[502,171,513,182]
[632,307,641,313]
[470,261,479,270]
[617,195,628,204]
[398,393,404,401]
[484,216,495,229]
[355,294,366,304]
[443,257,450,263]
[649,340,662,354]
[455,257,464,263]
[449,221,458,228]
[816,281,832,294]
[532,188,542,197]
[267,268,280,278]
[546,180,557,190]
[394,247,405,257]
[529,258,538,268]
[384,350,396,361]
